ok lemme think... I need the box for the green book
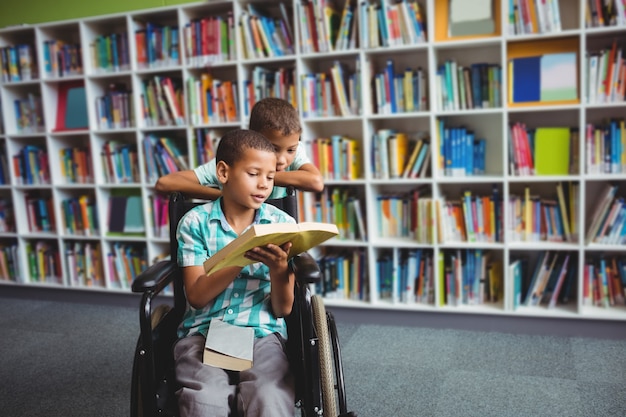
[534,127,570,175]
[124,196,145,234]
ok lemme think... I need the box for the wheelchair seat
[130,190,356,417]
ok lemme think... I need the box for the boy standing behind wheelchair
[175,129,298,416]
[155,97,324,199]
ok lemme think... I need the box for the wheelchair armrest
[131,260,178,295]
[291,252,321,284]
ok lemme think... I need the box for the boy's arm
[181,264,242,309]
[273,163,324,193]
[155,170,222,200]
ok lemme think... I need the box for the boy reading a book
[155,97,324,199]
[174,129,296,417]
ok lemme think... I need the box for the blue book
[65,86,88,129]
[512,56,541,103]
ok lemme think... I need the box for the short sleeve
[193,159,220,188]
[288,142,311,171]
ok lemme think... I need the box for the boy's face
[261,129,300,172]
[218,148,277,209]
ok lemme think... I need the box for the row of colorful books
[586,183,626,245]
[0,243,19,281]
[192,127,218,166]
[307,135,362,181]
[142,134,189,183]
[377,249,434,304]
[360,0,426,48]
[507,182,579,243]
[59,147,92,184]
[508,124,578,176]
[298,0,357,53]
[0,44,37,83]
[586,40,626,104]
[65,241,105,288]
[243,66,296,116]
[182,14,235,66]
[436,62,502,111]
[135,23,180,69]
[240,4,293,59]
[100,141,139,184]
[25,240,61,284]
[372,61,428,114]
[186,74,238,125]
[42,40,82,78]
[60,196,98,236]
[106,242,148,290]
[140,75,185,127]
[443,249,502,307]
[302,187,367,241]
[583,255,626,308]
[372,129,431,179]
[585,0,626,27]
[316,249,367,301]
[376,188,435,243]
[439,189,504,243]
[300,60,360,117]
[511,251,575,310]
[148,194,170,239]
[585,119,625,175]
[13,145,50,185]
[95,84,134,130]
[437,122,487,177]
[88,32,131,74]
[13,94,44,133]
[508,0,563,35]
[25,195,55,233]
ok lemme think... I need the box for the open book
[204,319,254,371]
[203,222,339,276]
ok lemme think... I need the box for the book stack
[243,66,296,115]
[135,22,180,68]
[143,135,189,183]
[240,3,293,59]
[60,195,98,236]
[372,60,428,114]
[583,255,626,308]
[140,75,185,127]
[441,249,501,307]
[101,141,139,184]
[306,188,366,241]
[585,0,626,27]
[508,124,578,176]
[182,13,235,66]
[316,248,367,300]
[436,120,486,177]
[0,44,38,82]
[439,189,503,243]
[89,32,130,73]
[298,0,356,52]
[359,0,426,48]
[65,241,104,288]
[25,241,62,284]
[186,73,238,125]
[43,40,83,77]
[95,83,134,129]
[13,145,50,185]
[25,194,55,233]
[307,135,361,180]
[59,146,93,184]
[508,0,563,35]
[107,242,147,289]
[519,251,576,310]
[585,40,625,104]
[585,119,625,174]
[436,61,501,111]
[377,187,435,244]
[300,60,360,117]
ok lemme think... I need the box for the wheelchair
[130,190,356,417]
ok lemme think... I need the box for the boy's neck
[220,198,257,235]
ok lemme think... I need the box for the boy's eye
[287,149,296,154]
[248,172,258,177]
[267,176,275,181]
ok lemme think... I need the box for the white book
[204,319,254,371]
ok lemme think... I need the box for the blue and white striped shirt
[176,198,296,340]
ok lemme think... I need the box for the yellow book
[555,182,571,242]
[402,139,423,178]
[534,127,571,175]
[203,222,339,276]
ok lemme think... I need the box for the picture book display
[203,319,254,371]
[203,222,339,276]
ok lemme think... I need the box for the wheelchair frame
[130,191,354,417]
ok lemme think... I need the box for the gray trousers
[174,333,295,417]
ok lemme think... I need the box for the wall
[0,0,196,28]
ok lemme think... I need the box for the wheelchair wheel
[311,295,338,417]
[132,304,171,417]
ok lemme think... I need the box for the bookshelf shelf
[0,0,625,321]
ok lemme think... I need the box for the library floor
[1,288,625,417]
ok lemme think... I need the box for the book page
[205,319,254,361]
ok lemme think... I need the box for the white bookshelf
[0,0,624,322]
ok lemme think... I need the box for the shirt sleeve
[288,142,311,171]
[193,159,220,188]
[176,210,210,267]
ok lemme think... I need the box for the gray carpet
[0,292,625,417]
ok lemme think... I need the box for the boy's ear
[216,160,229,184]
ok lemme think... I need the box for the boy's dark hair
[216,129,276,166]
[249,97,302,136]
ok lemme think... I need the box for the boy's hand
[244,242,292,273]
